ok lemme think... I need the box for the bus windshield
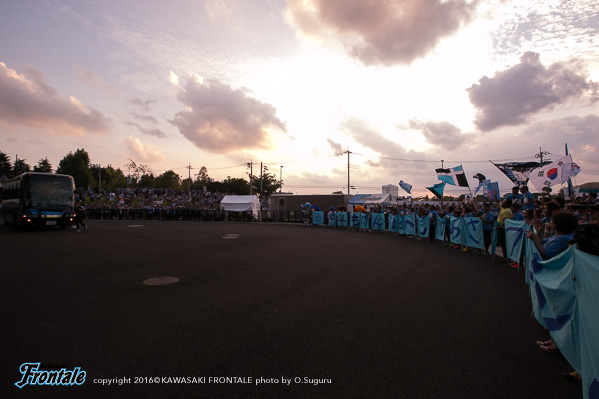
[26,175,74,208]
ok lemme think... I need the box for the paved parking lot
[2,221,580,398]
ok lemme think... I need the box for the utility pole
[186,163,194,192]
[535,147,549,163]
[344,149,352,195]
[343,148,362,195]
[279,165,283,193]
[246,160,255,195]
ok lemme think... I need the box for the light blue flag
[449,216,464,245]
[573,249,599,399]
[371,212,385,231]
[312,211,324,225]
[388,214,398,233]
[327,211,337,226]
[349,212,361,228]
[463,216,484,250]
[404,214,416,236]
[435,216,446,242]
[337,212,348,228]
[505,219,526,262]
[360,213,370,230]
[417,215,430,238]
[397,215,406,235]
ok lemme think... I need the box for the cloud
[169,77,287,153]
[467,52,599,131]
[408,119,474,150]
[124,122,167,138]
[73,66,116,94]
[125,136,165,163]
[327,139,345,156]
[286,0,479,66]
[129,97,157,113]
[0,62,110,135]
[520,114,599,150]
[341,118,410,157]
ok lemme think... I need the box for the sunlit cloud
[0,62,110,135]
[125,136,165,163]
[170,77,287,153]
[408,120,475,150]
[468,52,598,131]
[286,0,480,66]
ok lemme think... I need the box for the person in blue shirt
[510,204,524,221]
[505,186,524,209]
[480,203,495,254]
[526,210,578,260]
[520,185,535,211]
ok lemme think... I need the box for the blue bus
[0,172,76,229]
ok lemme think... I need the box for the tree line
[0,149,281,197]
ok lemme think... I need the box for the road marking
[143,277,180,286]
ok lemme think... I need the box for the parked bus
[0,172,76,229]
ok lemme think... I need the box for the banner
[463,216,484,250]
[504,219,527,262]
[371,213,385,231]
[397,215,406,235]
[350,212,361,229]
[360,213,370,230]
[490,221,498,256]
[388,214,398,233]
[449,216,465,245]
[417,215,430,238]
[312,211,324,225]
[327,211,337,227]
[337,212,348,228]
[404,214,416,236]
[435,216,446,242]
[526,246,599,399]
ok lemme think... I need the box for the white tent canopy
[220,195,260,219]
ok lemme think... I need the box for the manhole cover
[143,277,180,286]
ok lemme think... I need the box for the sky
[1,0,598,197]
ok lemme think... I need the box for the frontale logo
[15,363,86,388]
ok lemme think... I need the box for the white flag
[529,155,581,192]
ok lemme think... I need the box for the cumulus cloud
[341,118,410,157]
[520,114,599,151]
[327,139,345,156]
[125,136,165,163]
[467,52,599,131]
[169,77,287,153]
[408,119,473,150]
[286,0,479,66]
[0,62,110,135]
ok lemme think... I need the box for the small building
[269,194,353,212]
[382,184,399,201]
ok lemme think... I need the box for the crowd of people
[318,186,598,387]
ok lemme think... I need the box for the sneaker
[539,343,560,354]
[462,247,469,252]
[509,261,519,268]
[76,229,81,232]
[453,245,460,249]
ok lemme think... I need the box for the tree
[0,151,11,178]
[102,166,128,191]
[138,173,155,188]
[224,178,250,195]
[34,157,53,173]
[252,171,281,199]
[196,166,209,185]
[12,158,31,176]
[124,158,152,186]
[56,149,94,189]
[154,170,181,190]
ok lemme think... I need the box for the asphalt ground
[1,221,581,399]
